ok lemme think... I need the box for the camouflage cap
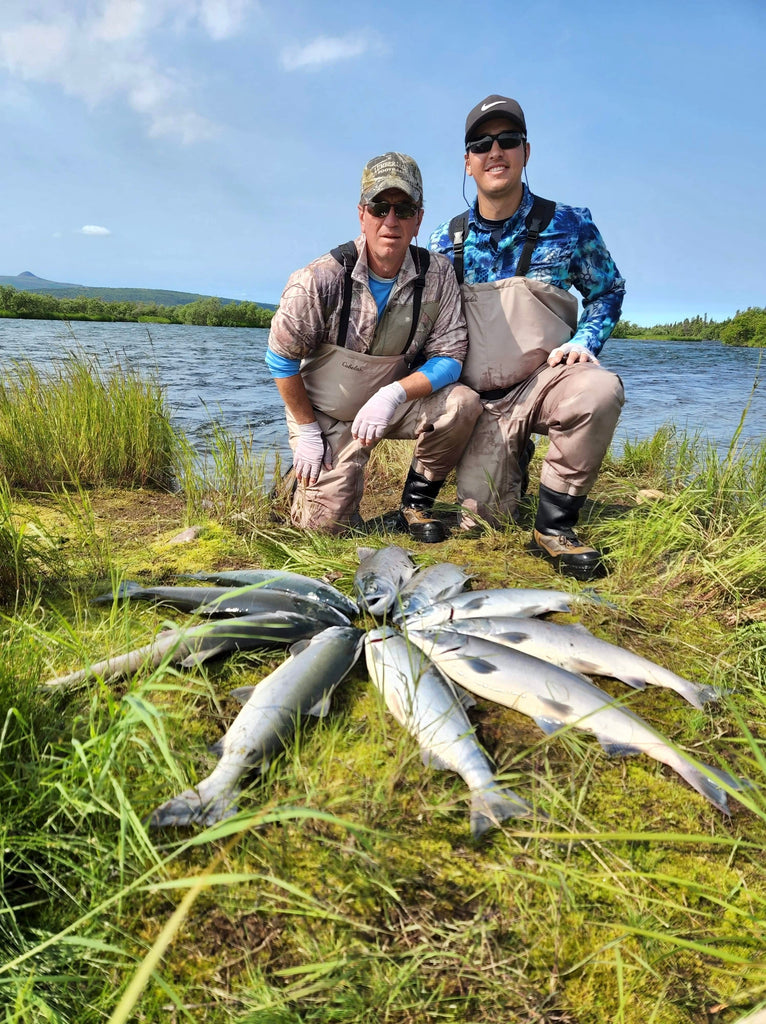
[360,152,423,206]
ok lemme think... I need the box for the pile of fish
[42,546,750,836]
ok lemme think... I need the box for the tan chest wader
[287,244,482,539]
[448,198,624,567]
[298,242,433,422]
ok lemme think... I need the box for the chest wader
[300,241,448,543]
[449,199,606,578]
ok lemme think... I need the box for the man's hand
[351,381,406,447]
[548,342,600,366]
[293,422,332,485]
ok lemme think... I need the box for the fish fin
[422,749,451,770]
[356,546,377,561]
[466,657,498,674]
[540,697,573,718]
[229,685,255,704]
[208,738,224,757]
[533,716,566,736]
[597,737,642,756]
[146,787,239,828]
[452,683,477,710]
[306,693,333,718]
[180,644,225,668]
[470,785,537,839]
[607,672,647,691]
[288,638,312,657]
[493,629,531,644]
[458,596,488,611]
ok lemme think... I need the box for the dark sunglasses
[466,130,526,154]
[364,200,420,219]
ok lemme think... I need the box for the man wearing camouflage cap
[266,152,481,541]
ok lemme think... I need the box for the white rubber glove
[293,421,331,485]
[351,381,407,446]
[548,342,600,366]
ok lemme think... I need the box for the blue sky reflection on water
[0,319,763,461]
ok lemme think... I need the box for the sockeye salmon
[406,629,746,815]
[148,625,365,827]
[365,627,537,837]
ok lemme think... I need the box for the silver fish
[179,568,359,618]
[365,627,536,837]
[148,625,365,827]
[390,562,472,622]
[93,580,350,625]
[401,587,583,630]
[353,545,416,616]
[41,612,326,689]
[436,616,721,709]
[407,629,745,815]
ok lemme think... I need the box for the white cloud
[79,225,111,235]
[0,1,257,142]
[199,0,251,41]
[280,32,372,72]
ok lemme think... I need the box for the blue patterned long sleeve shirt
[429,185,625,356]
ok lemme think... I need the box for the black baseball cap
[465,95,526,144]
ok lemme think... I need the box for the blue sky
[0,0,763,325]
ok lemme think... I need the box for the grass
[0,352,179,491]
[1,355,765,1024]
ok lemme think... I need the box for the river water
[0,318,762,460]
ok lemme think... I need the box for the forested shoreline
[614,305,766,345]
[2,282,766,345]
[0,284,275,328]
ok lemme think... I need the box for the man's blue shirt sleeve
[265,348,300,378]
[417,356,462,391]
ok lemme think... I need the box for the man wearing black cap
[429,94,626,580]
[266,152,481,541]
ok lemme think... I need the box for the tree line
[0,285,275,328]
[612,306,766,346]
[2,282,764,345]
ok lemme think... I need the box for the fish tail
[689,683,724,707]
[146,786,239,828]
[92,580,144,605]
[470,784,537,839]
[675,762,731,815]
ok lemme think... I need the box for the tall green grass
[2,369,766,1024]
[175,420,286,531]
[0,353,179,490]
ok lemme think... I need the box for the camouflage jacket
[267,235,468,364]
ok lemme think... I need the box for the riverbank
[2,358,765,1024]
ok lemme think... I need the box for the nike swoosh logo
[480,100,506,111]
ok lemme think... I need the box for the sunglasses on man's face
[364,200,420,219]
[466,131,526,154]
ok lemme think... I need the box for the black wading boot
[528,484,605,580]
[398,466,447,543]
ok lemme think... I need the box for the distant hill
[0,272,277,310]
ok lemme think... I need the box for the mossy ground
[2,439,766,1024]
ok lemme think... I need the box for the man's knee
[448,383,484,421]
